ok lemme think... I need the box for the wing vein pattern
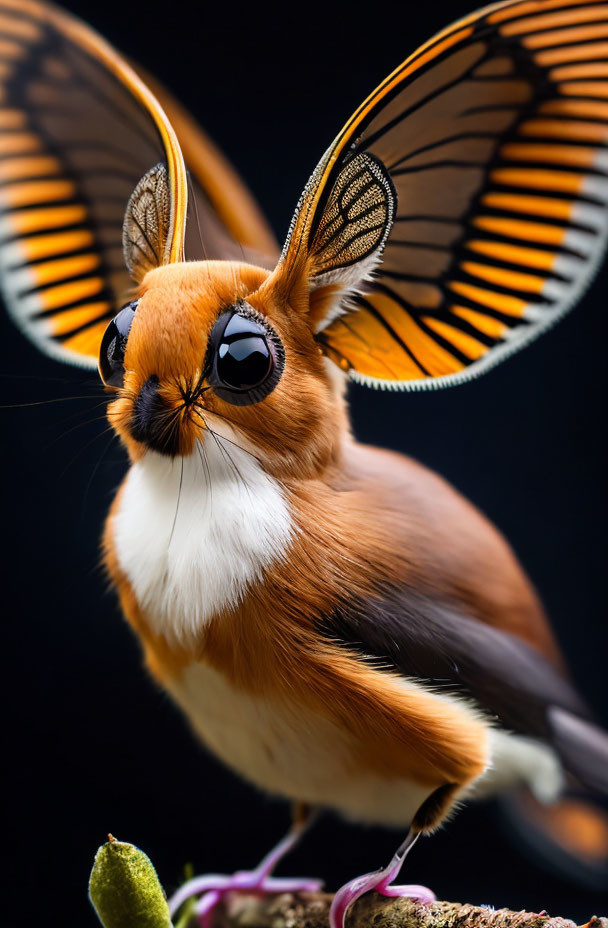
[285,0,608,389]
[0,0,278,367]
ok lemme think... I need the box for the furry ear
[266,152,396,330]
[283,151,396,331]
[122,162,173,283]
[308,152,396,293]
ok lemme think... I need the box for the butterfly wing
[0,1,277,368]
[285,0,608,388]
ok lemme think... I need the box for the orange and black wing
[0,1,277,368]
[285,0,608,388]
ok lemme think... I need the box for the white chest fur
[111,434,293,643]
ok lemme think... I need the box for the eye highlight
[99,300,138,388]
[207,305,284,406]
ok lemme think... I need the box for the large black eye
[207,306,284,406]
[99,301,138,388]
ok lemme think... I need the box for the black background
[2,1,607,925]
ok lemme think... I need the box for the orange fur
[105,478,490,818]
[2,0,605,861]
[103,256,567,829]
[108,261,347,475]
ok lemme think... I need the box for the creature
[2,0,608,924]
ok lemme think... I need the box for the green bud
[89,836,173,928]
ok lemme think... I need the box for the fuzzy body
[104,327,564,829]
[2,0,607,874]
[99,258,595,833]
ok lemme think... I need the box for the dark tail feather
[549,706,608,794]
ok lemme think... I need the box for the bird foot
[329,870,434,928]
[169,870,323,927]
[168,826,322,928]
[329,830,434,928]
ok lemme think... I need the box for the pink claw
[168,823,323,925]
[329,831,435,928]
[168,824,322,924]
[195,890,221,928]
[377,877,436,900]
[191,877,321,928]
[329,870,384,928]
[169,872,322,925]
[329,870,434,928]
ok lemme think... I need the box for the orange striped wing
[0,1,277,368]
[286,0,608,388]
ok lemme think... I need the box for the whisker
[81,432,121,518]
[191,378,211,403]
[196,440,213,513]
[46,413,112,449]
[188,172,208,263]
[168,457,185,549]
[207,426,252,502]
[0,394,105,409]
[189,405,263,464]
[194,408,241,486]
[209,428,263,464]
[48,397,113,433]
[202,406,270,445]
[230,261,241,300]
[0,373,92,384]
[59,423,117,478]
[235,230,246,269]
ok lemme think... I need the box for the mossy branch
[88,838,606,928]
[215,892,606,928]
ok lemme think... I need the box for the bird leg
[168,804,322,928]
[329,830,435,928]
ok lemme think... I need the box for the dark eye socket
[99,301,138,388]
[207,306,284,406]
